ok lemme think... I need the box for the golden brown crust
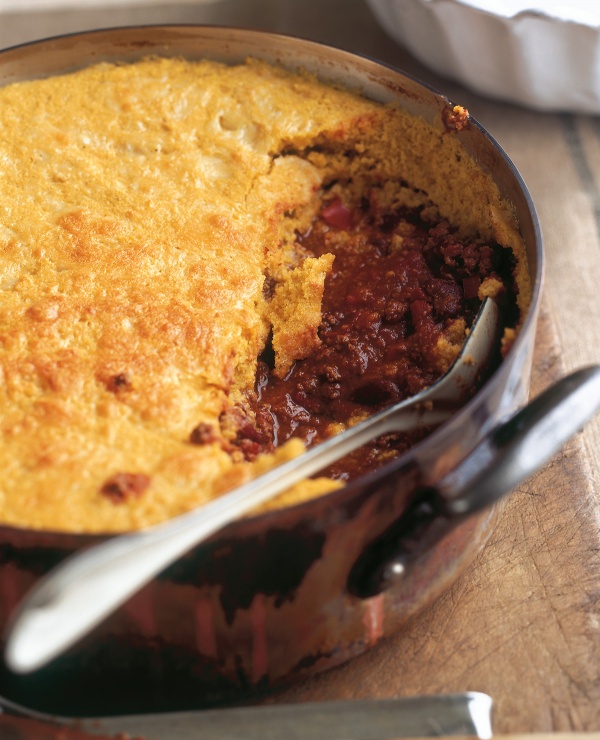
[0,57,530,533]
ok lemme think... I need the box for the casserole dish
[0,25,542,716]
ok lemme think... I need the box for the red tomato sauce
[245,195,516,479]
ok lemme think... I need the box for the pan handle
[347,365,600,599]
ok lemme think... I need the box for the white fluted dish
[366,0,600,113]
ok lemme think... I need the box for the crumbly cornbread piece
[0,57,529,533]
[270,254,336,378]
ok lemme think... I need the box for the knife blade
[66,692,493,739]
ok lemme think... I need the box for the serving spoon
[4,298,500,673]
[7,298,600,676]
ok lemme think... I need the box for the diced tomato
[410,299,433,332]
[321,197,353,230]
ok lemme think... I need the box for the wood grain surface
[399,736,600,740]
[400,736,600,740]
[266,305,600,736]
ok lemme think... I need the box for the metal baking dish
[0,25,542,716]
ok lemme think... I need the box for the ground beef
[246,193,516,480]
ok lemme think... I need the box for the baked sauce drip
[248,195,516,480]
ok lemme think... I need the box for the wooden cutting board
[401,736,600,739]
[267,303,600,735]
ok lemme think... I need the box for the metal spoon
[4,299,499,673]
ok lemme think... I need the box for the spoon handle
[4,301,498,674]
[4,400,449,675]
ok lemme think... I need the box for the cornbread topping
[0,57,529,533]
